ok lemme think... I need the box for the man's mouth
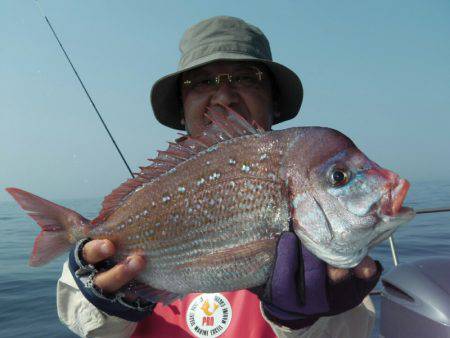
[207,105,250,124]
[208,105,230,116]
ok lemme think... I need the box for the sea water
[1,180,449,337]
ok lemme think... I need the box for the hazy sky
[1,0,449,202]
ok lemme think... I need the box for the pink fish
[6,106,414,303]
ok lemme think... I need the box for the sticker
[186,293,232,337]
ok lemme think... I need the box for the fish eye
[329,168,350,187]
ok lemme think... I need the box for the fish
[6,106,415,304]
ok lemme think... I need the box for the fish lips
[380,178,410,216]
[362,176,414,224]
[365,178,415,253]
[375,177,415,229]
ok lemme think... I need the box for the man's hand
[81,239,146,293]
[328,256,378,283]
[68,238,154,321]
[259,232,382,328]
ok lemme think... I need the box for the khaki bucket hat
[150,16,303,131]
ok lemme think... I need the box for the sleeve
[261,296,376,338]
[57,261,138,338]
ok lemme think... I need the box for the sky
[1,0,449,202]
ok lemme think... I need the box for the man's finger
[353,256,377,280]
[327,266,350,283]
[93,255,146,293]
[82,239,115,264]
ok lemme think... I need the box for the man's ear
[179,103,186,126]
[273,101,281,119]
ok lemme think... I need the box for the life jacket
[132,289,276,337]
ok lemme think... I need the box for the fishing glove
[68,238,155,321]
[257,232,382,329]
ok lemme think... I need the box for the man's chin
[208,105,229,114]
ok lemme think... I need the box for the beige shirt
[57,261,375,338]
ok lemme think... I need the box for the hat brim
[150,53,303,131]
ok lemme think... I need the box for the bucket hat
[150,16,303,130]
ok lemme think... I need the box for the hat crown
[178,16,272,70]
[150,16,303,131]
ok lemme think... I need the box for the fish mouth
[379,177,410,217]
[367,176,415,245]
[369,176,415,246]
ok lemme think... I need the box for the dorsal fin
[92,105,264,225]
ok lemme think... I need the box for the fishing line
[371,205,450,294]
[387,207,450,267]
[416,207,450,215]
[34,0,135,178]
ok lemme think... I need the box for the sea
[1,179,449,338]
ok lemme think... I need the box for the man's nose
[210,82,239,107]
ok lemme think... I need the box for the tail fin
[5,188,91,267]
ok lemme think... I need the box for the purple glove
[258,232,382,329]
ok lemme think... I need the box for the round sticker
[186,293,233,337]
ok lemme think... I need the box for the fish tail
[5,187,91,267]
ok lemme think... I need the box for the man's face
[180,61,277,136]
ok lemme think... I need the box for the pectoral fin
[176,239,276,270]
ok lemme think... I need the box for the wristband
[68,238,155,322]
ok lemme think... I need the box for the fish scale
[98,134,292,294]
[88,131,289,293]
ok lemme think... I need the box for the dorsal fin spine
[91,106,263,224]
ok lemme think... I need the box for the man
[57,16,380,337]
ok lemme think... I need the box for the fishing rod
[34,0,135,178]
